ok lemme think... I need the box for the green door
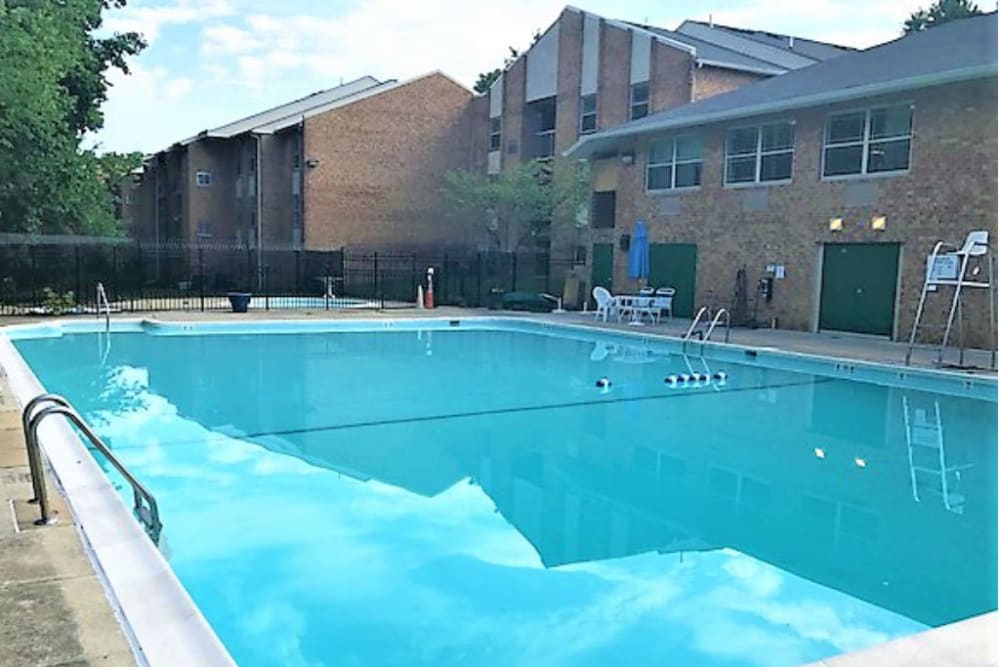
[649,243,697,317]
[591,243,613,291]
[819,243,900,336]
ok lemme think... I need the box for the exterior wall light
[620,152,635,165]
[828,217,843,232]
[305,159,320,168]
[871,215,887,231]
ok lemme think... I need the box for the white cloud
[674,0,916,49]
[194,0,566,89]
[104,0,237,44]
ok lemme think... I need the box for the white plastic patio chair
[592,286,617,322]
[653,287,675,320]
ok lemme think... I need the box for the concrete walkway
[0,374,134,667]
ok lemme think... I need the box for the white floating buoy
[595,377,611,389]
[679,373,691,384]
[665,375,679,387]
[714,371,728,381]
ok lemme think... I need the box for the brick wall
[303,73,478,249]
[597,79,997,346]
[555,9,584,156]
[649,40,694,112]
[503,57,527,167]
[186,139,237,243]
[693,66,767,101]
[598,22,631,129]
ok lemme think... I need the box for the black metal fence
[0,236,579,315]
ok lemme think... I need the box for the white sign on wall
[926,253,960,290]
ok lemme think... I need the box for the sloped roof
[567,13,998,159]
[252,71,470,134]
[676,20,853,67]
[175,75,385,146]
[565,5,851,76]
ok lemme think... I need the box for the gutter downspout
[254,132,263,290]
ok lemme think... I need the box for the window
[527,97,556,159]
[592,191,616,228]
[196,220,212,238]
[725,122,795,185]
[195,170,212,187]
[630,82,649,120]
[580,94,597,135]
[823,104,912,177]
[574,245,587,264]
[488,117,502,152]
[646,135,703,191]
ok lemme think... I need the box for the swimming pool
[3,318,997,667]
[247,296,378,309]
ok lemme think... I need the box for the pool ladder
[96,282,111,332]
[682,307,731,354]
[22,394,162,544]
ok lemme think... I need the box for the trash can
[488,288,505,310]
[227,292,252,313]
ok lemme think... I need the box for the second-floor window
[725,122,795,185]
[488,117,501,152]
[647,135,703,191]
[630,82,649,120]
[195,170,212,187]
[823,104,913,177]
[580,94,597,135]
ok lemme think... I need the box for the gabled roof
[566,13,998,159]
[175,75,385,146]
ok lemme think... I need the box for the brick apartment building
[564,14,998,345]
[126,72,480,251]
[470,6,853,283]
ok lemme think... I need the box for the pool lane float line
[664,370,729,388]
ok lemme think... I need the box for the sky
[92,0,924,155]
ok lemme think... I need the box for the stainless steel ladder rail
[22,394,162,543]
[681,306,710,353]
[906,236,996,369]
[96,282,111,332]
[702,308,731,354]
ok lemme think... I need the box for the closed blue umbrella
[628,221,649,281]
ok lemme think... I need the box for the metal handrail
[96,282,111,332]
[681,306,710,353]
[22,394,162,543]
[702,308,731,354]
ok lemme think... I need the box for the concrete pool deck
[0,308,996,667]
[0,375,134,667]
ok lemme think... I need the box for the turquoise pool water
[10,322,998,667]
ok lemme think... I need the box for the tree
[904,0,982,32]
[444,161,590,252]
[473,47,522,94]
[0,0,145,235]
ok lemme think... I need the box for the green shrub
[41,288,75,315]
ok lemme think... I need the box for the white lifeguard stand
[906,231,996,369]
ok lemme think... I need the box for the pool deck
[0,375,134,667]
[0,308,996,667]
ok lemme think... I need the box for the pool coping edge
[0,332,237,667]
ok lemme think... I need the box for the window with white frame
[646,135,703,191]
[196,220,212,238]
[488,117,501,152]
[725,122,795,185]
[195,170,212,187]
[630,82,650,120]
[823,104,913,177]
[579,94,597,135]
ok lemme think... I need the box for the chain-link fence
[0,235,580,315]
